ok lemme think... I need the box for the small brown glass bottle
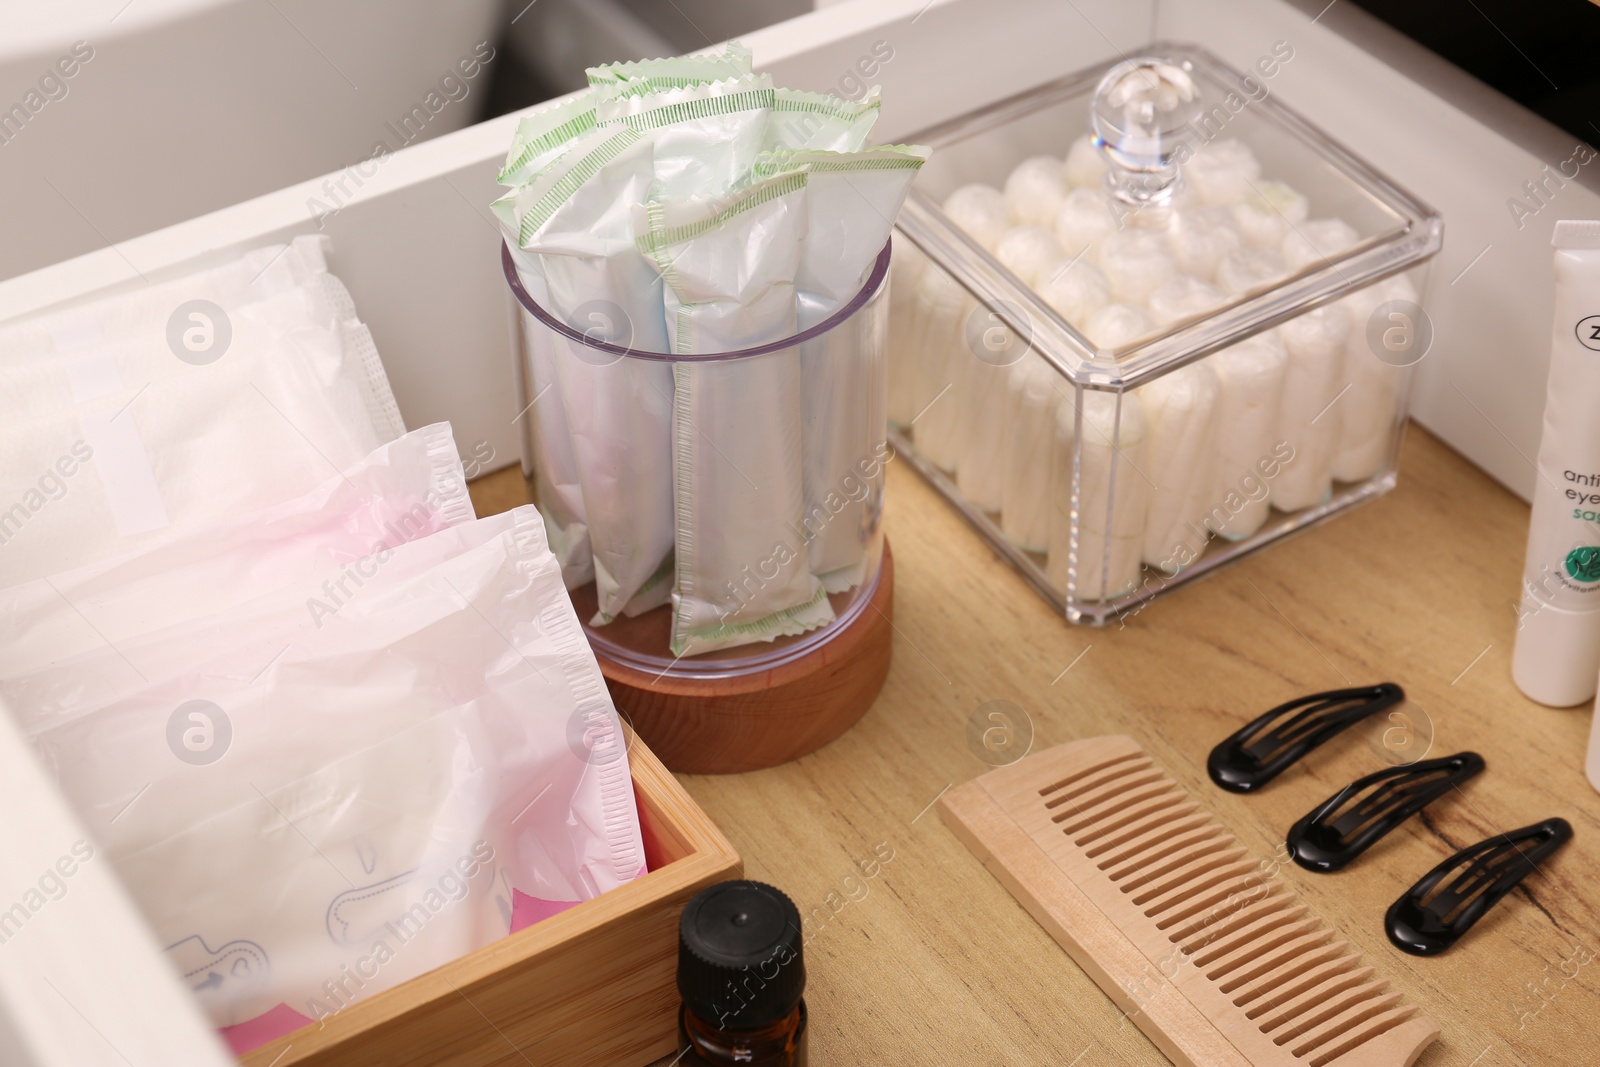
[677,880,807,1066]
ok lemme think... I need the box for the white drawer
[0,1,1588,1060]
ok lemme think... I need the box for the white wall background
[0,0,501,281]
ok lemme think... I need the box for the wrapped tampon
[1332,273,1418,482]
[1182,138,1261,206]
[1206,331,1288,539]
[638,170,835,655]
[1148,275,1227,326]
[765,87,882,152]
[506,126,676,622]
[497,92,599,187]
[757,145,927,589]
[1055,187,1116,259]
[1099,228,1178,306]
[1271,305,1351,511]
[906,265,972,471]
[1167,204,1243,281]
[585,41,753,92]
[1047,389,1150,600]
[1037,256,1111,326]
[1064,133,1108,190]
[887,238,929,427]
[943,184,1011,251]
[763,146,929,329]
[1002,354,1065,552]
[514,305,593,589]
[1232,180,1309,249]
[1282,217,1360,271]
[596,73,774,198]
[1006,156,1070,229]
[496,154,599,590]
[1138,362,1221,572]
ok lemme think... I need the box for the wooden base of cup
[591,541,894,775]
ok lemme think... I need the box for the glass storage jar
[886,44,1442,625]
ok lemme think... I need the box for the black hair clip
[1207,683,1404,793]
[1286,752,1486,872]
[1386,818,1574,956]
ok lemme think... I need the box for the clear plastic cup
[503,240,892,677]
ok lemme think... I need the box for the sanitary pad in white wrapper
[0,251,403,585]
[639,170,835,655]
[0,424,472,682]
[5,505,645,1032]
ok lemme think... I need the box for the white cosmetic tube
[1515,220,1600,708]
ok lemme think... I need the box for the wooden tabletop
[470,424,1600,1067]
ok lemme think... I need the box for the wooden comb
[939,735,1439,1067]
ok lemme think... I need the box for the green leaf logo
[1565,547,1600,583]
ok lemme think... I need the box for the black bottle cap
[678,880,805,1030]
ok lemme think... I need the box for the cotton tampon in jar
[942,183,1011,251]
[1271,305,1351,511]
[1206,330,1288,539]
[1005,155,1071,229]
[1138,360,1221,572]
[1001,354,1064,552]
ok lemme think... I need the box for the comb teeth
[941,735,1438,1067]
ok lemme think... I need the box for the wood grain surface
[592,545,893,775]
[470,424,1600,1067]
[940,735,1438,1067]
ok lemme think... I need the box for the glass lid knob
[1091,56,1202,212]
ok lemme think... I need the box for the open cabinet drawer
[0,1,1591,1063]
